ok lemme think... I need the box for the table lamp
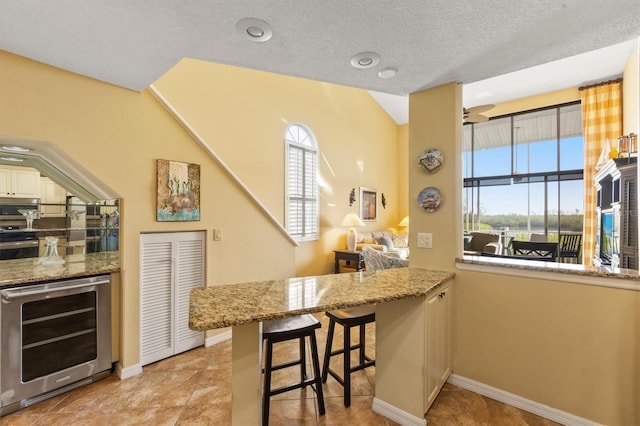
[398,216,409,229]
[341,212,365,251]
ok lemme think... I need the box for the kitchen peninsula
[190,267,455,426]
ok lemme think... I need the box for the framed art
[360,187,377,221]
[156,159,201,221]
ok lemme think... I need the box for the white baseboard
[447,374,602,426]
[205,329,232,347]
[115,362,143,380]
[372,397,426,426]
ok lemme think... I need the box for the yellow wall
[487,87,580,117]
[408,83,462,270]
[397,124,409,221]
[152,59,402,277]
[409,82,639,424]
[0,51,401,368]
[623,43,639,135]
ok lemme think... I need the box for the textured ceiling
[1,1,639,115]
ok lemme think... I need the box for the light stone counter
[189,266,455,426]
[189,266,454,330]
[0,251,120,287]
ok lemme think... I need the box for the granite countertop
[0,251,120,287]
[457,255,640,281]
[189,267,455,331]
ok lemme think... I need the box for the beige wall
[0,51,401,367]
[397,124,409,221]
[623,42,639,135]
[408,83,462,270]
[487,87,580,117]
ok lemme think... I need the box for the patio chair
[558,233,582,263]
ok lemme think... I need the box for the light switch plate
[417,232,432,248]
[214,229,222,241]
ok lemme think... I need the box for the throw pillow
[363,238,376,244]
[392,234,408,248]
[377,236,395,250]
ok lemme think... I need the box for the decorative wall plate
[418,148,444,173]
[418,187,442,212]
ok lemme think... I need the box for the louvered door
[620,166,637,269]
[140,231,204,366]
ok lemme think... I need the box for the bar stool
[262,314,325,425]
[321,305,375,407]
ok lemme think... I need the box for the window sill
[457,255,640,291]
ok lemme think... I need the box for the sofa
[463,231,502,255]
[356,230,409,259]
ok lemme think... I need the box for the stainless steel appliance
[0,227,39,260]
[0,197,40,220]
[0,275,112,415]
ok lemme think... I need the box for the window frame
[463,101,584,239]
[284,124,319,242]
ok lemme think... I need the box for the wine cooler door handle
[1,276,110,302]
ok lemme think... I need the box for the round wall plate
[418,148,444,173]
[418,187,442,212]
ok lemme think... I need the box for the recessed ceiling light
[378,68,397,78]
[1,156,24,162]
[2,145,30,152]
[350,52,381,69]
[236,18,273,42]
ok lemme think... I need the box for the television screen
[601,210,619,263]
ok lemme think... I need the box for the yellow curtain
[580,81,622,265]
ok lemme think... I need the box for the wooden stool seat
[262,314,325,425]
[321,306,375,407]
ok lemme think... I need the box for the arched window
[285,124,318,241]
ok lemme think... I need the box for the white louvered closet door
[140,231,205,366]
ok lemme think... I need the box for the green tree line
[468,214,584,232]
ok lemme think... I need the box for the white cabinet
[140,231,205,366]
[425,281,452,412]
[0,166,40,198]
[40,177,67,217]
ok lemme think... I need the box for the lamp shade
[398,216,409,227]
[341,213,365,251]
[341,213,365,227]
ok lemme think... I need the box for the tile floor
[0,313,559,425]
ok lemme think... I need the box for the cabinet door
[11,168,40,198]
[0,168,10,196]
[425,290,442,410]
[424,282,452,412]
[40,177,67,217]
[140,238,174,365]
[174,237,205,354]
[140,231,205,366]
[440,284,452,383]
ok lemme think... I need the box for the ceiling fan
[463,104,495,123]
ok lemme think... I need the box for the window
[463,102,584,241]
[285,124,319,241]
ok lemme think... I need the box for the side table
[333,250,364,273]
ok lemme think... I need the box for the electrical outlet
[417,232,433,248]
[214,229,222,241]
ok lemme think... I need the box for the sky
[464,136,584,216]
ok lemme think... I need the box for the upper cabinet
[0,166,40,198]
[40,177,67,217]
